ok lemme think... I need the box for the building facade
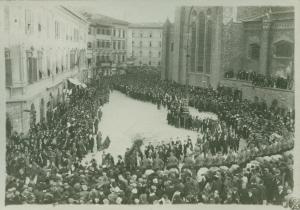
[4,5,89,133]
[221,7,294,80]
[221,7,294,109]
[161,6,294,108]
[161,6,224,88]
[127,23,163,68]
[84,13,128,75]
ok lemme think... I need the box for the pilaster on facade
[259,18,272,75]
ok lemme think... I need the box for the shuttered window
[5,49,12,86]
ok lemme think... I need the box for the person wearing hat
[139,193,149,204]
[153,154,164,171]
[166,152,178,170]
[148,185,158,204]
[128,187,139,204]
[182,154,195,171]
[102,198,109,205]
[140,156,152,172]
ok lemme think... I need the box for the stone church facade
[161,6,223,88]
[161,6,294,108]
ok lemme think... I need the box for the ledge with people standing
[224,70,294,90]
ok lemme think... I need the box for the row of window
[21,9,85,42]
[88,27,126,38]
[132,51,161,57]
[88,27,111,36]
[96,54,126,63]
[5,49,85,86]
[248,40,294,60]
[132,31,162,38]
[137,61,161,66]
[132,41,162,48]
[88,40,126,50]
[97,40,111,48]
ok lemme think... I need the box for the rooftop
[60,6,89,23]
[129,22,164,29]
[81,11,129,26]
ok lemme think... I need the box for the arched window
[197,12,205,72]
[5,48,12,86]
[274,40,294,58]
[205,18,213,74]
[190,21,196,72]
[249,43,260,60]
[188,10,197,73]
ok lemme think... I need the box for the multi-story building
[83,13,128,75]
[4,5,89,133]
[161,6,294,109]
[127,23,163,68]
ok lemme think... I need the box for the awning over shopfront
[68,78,87,88]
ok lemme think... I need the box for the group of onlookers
[5,71,294,205]
[224,70,293,90]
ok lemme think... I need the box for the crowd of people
[5,71,294,205]
[224,70,293,90]
[114,71,294,150]
[6,78,110,204]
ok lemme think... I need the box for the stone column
[259,19,272,75]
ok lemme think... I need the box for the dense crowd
[114,71,294,151]
[5,71,294,205]
[224,70,293,90]
[6,79,110,204]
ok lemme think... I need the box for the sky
[13,0,295,24]
[62,0,296,24]
[62,0,212,23]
